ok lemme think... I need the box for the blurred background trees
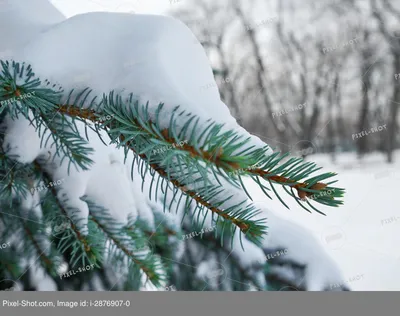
[171,0,400,163]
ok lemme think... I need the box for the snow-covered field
[247,151,400,291]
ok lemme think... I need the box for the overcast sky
[51,0,184,17]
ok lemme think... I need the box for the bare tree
[371,0,400,163]
[356,29,374,158]
[171,0,400,162]
[232,0,289,150]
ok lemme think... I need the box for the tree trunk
[357,30,372,159]
[387,54,400,163]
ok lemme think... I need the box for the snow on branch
[0,60,345,246]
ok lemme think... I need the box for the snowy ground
[247,150,400,291]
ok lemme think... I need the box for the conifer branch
[0,60,345,248]
[56,106,265,237]
[33,161,94,258]
[21,220,55,274]
[85,200,166,286]
[188,227,266,290]
[89,216,148,270]
[57,104,330,199]
[56,97,344,213]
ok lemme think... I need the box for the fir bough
[0,60,345,290]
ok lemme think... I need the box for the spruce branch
[0,61,94,172]
[56,93,344,212]
[33,161,101,267]
[57,102,266,239]
[184,224,266,291]
[0,213,24,280]
[0,61,345,248]
[57,100,314,239]
[19,215,58,276]
[0,156,31,201]
[0,202,62,281]
[34,161,166,287]
[84,200,166,287]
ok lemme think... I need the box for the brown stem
[34,161,156,280]
[58,105,97,121]
[120,134,253,235]
[23,224,53,269]
[33,161,92,255]
[90,216,155,280]
[250,169,327,200]
[57,105,328,200]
